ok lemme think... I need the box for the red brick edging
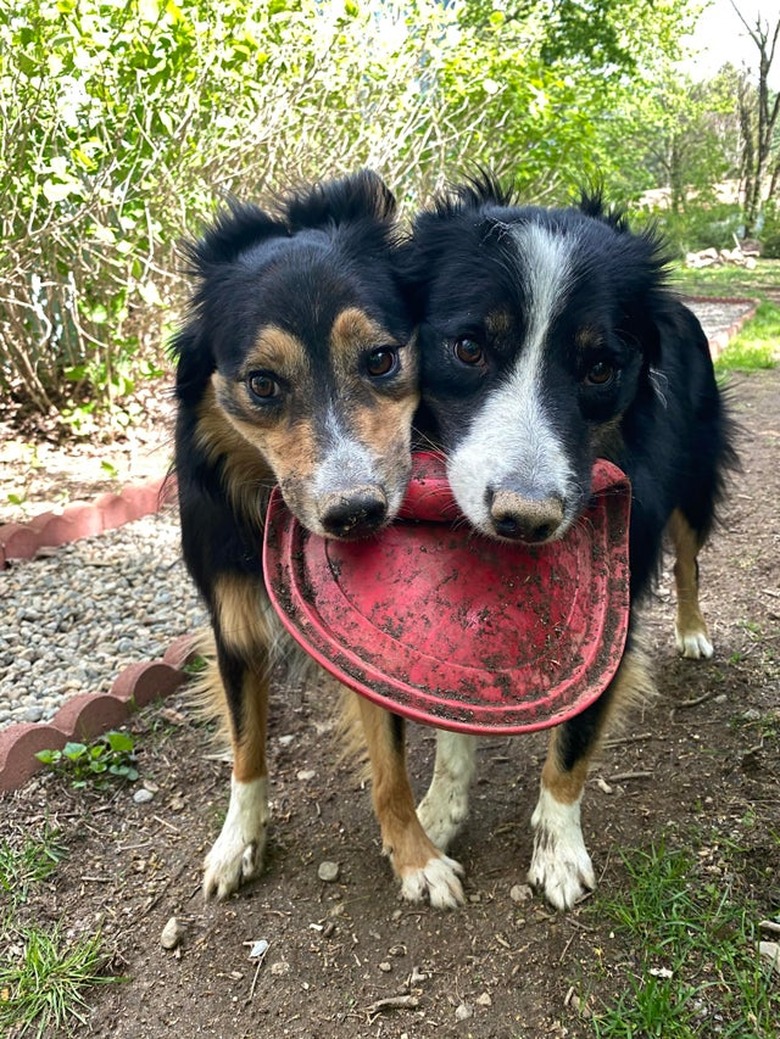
[0,636,197,792]
[0,475,198,793]
[684,295,760,359]
[0,475,176,569]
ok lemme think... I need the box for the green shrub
[0,0,478,425]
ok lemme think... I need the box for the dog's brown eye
[247,373,280,400]
[454,337,484,366]
[585,361,615,386]
[366,348,398,377]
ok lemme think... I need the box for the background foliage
[0,0,777,424]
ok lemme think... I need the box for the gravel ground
[0,507,204,729]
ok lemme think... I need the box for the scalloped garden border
[0,296,760,792]
[0,476,200,792]
[685,294,759,358]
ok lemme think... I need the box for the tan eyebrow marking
[331,307,392,352]
[575,326,604,351]
[245,326,308,376]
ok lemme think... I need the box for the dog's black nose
[486,487,564,544]
[319,488,388,539]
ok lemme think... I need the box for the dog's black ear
[184,201,289,274]
[392,236,430,320]
[170,323,215,408]
[284,169,397,230]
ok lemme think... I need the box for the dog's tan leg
[528,645,654,909]
[668,509,713,659]
[202,576,273,900]
[356,696,464,908]
[417,730,477,850]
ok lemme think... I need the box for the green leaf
[105,731,134,753]
[62,742,87,761]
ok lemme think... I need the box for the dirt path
[2,367,779,1038]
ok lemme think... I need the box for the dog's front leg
[202,576,273,900]
[527,736,595,911]
[202,646,270,900]
[417,730,476,850]
[356,697,465,909]
[528,644,653,909]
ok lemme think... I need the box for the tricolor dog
[173,171,462,906]
[395,176,737,909]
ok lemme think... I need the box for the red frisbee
[263,452,631,735]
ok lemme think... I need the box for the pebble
[510,883,534,903]
[0,508,207,731]
[318,861,340,882]
[133,788,155,804]
[759,940,780,975]
[160,916,186,950]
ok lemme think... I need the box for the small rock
[270,960,290,977]
[278,734,295,747]
[318,861,340,883]
[297,769,316,781]
[759,940,780,975]
[379,961,392,973]
[510,883,533,903]
[133,788,154,804]
[455,1002,473,1021]
[247,939,269,959]
[160,917,186,950]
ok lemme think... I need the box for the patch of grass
[0,925,117,1038]
[671,258,780,299]
[34,730,138,789]
[671,260,780,373]
[0,828,64,908]
[715,304,779,373]
[587,842,779,1038]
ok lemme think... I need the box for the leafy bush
[0,0,482,425]
[0,1,708,426]
[651,203,744,257]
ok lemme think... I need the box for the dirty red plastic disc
[263,452,631,735]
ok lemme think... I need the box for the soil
[2,367,780,1039]
[0,382,177,526]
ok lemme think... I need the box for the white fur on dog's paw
[417,732,476,851]
[399,855,465,910]
[527,789,595,911]
[203,776,269,901]
[417,784,470,851]
[675,627,714,660]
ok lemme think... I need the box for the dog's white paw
[675,626,714,660]
[203,776,269,901]
[399,854,465,910]
[528,789,595,911]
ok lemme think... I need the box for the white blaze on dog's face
[445,223,582,541]
[413,200,647,545]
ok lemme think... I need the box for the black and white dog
[397,176,737,909]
